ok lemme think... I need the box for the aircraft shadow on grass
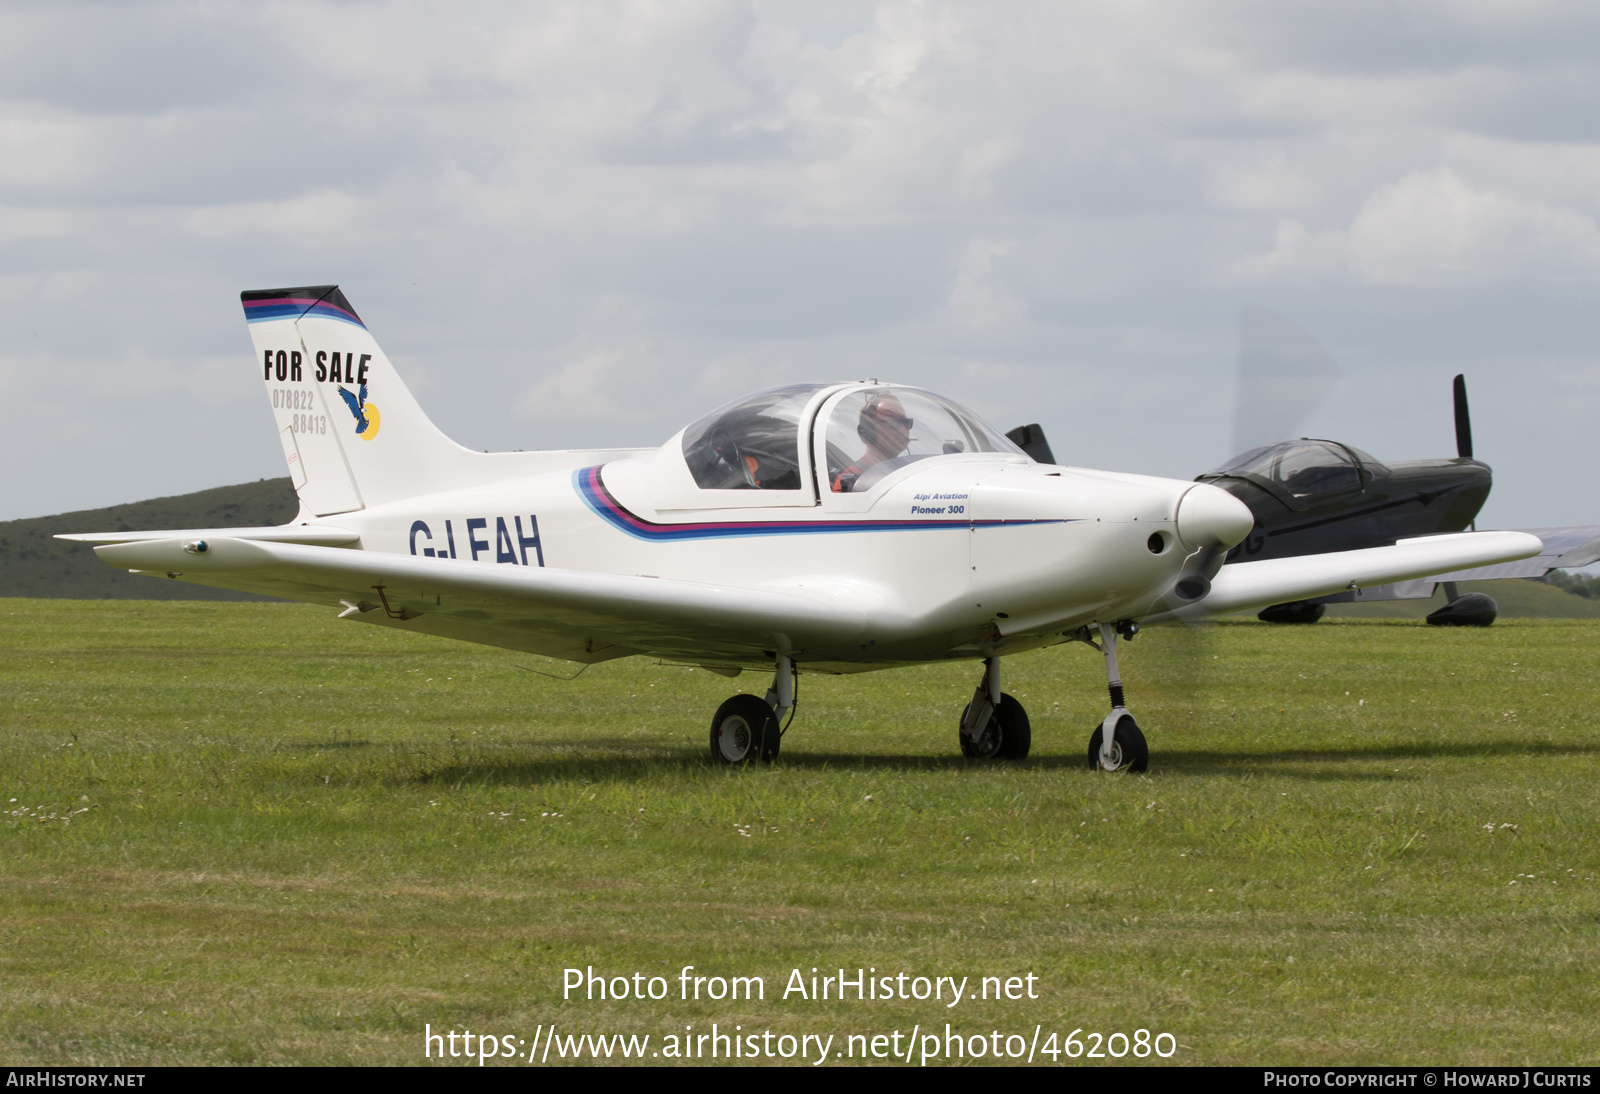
[375,737,1600,787]
[1157,738,1600,778]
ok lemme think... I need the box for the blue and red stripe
[242,296,366,328]
[575,466,1066,541]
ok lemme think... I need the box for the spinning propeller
[1231,304,1342,456]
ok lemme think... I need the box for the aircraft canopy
[1201,439,1386,499]
[681,384,829,490]
[680,383,1025,494]
[823,387,1023,493]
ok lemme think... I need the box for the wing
[1145,530,1542,623]
[93,537,867,666]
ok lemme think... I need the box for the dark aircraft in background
[1195,374,1497,625]
[1007,309,1600,627]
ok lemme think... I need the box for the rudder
[244,286,472,517]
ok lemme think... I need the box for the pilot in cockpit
[831,393,913,493]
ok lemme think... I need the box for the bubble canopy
[822,387,1024,493]
[1200,439,1387,499]
[680,384,1025,492]
[681,384,828,490]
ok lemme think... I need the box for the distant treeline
[1538,569,1600,600]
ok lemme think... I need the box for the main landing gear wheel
[710,694,780,765]
[959,693,1032,760]
[1087,712,1148,773]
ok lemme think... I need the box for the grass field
[3,599,1599,1067]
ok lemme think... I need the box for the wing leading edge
[1145,530,1543,624]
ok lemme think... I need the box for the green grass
[3,599,1599,1066]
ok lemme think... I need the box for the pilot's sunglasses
[879,414,913,429]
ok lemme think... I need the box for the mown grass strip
[3,600,1598,1065]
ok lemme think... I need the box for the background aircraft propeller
[1231,303,1342,456]
[1453,373,1473,460]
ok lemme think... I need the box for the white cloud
[520,349,633,423]
[1349,167,1600,283]
[181,189,381,244]
[6,3,1600,523]
[947,237,1022,326]
[1204,151,1326,212]
[0,205,88,241]
[1233,167,1600,284]
[0,107,106,188]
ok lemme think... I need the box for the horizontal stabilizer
[57,525,358,547]
[94,537,866,664]
[1145,530,1542,623]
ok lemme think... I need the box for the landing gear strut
[1086,621,1148,772]
[709,655,793,765]
[958,656,1031,760]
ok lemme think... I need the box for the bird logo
[337,383,381,440]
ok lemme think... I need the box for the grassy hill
[0,479,298,601]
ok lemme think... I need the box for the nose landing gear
[1084,621,1149,772]
[957,656,1032,760]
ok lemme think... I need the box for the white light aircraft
[61,286,1542,771]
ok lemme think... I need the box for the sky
[5,0,1600,528]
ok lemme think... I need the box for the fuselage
[331,382,1244,671]
[1199,441,1492,565]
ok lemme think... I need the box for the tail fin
[243,286,471,516]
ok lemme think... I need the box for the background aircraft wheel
[959,693,1031,760]
[1258,601,1325,624]
[1426,591,1498,627]
[1087,713,1148,772]
[709,695,780,765]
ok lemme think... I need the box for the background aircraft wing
[1417,525,1600,581]
[1303,524,1600,604]
[93,537,866,666]
[1146,530,1542,623]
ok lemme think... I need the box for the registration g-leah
[61,286,1541,771]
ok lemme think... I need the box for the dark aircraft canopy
[1200,440,1388,501]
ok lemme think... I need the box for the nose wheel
[1088,711,1148,772]
[1086,620,1149,772]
